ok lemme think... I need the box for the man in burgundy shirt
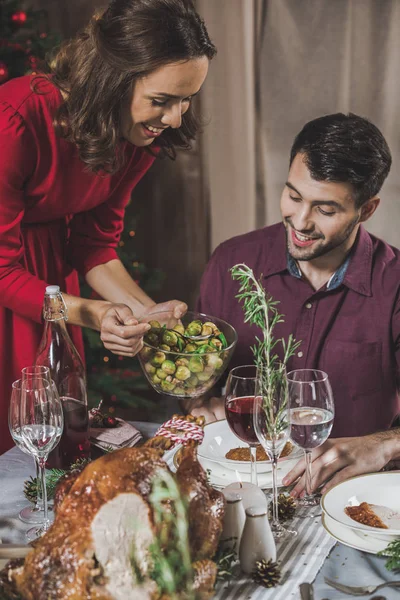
[193,113,400,496]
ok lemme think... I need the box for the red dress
[0,76,155,454]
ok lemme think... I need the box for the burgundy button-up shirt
[197,223,400,437]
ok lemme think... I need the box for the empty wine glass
[287,369,335,507]
[20,377,63,540]
[19,366,53,521]
[225,365,258,485]
[8,379,44,524]
[254,364,295,538]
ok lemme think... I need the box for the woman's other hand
[99,303,151,357]
[139,299,187,322]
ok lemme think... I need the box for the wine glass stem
[305,449,313,496]
[38,458,49,531]
[271,455,279,526]
[34,459,43,511]
[250,445,258,486]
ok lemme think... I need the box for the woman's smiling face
[121,57,209,146]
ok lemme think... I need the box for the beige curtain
[198,0,400,250]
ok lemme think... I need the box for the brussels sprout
[145,332,159,346]
[206,354,223,370]
[196,344,216,355]
[184,343,197,353]
[175,357,189,367]
[161,379,176,392]
[173,324,185,335]
[140,346,153,361]
[209,337,223,351]
[161,360,176,375]
[175,366,191,381]
[186,374,199,387]
[203,321,218,333]
[159,344,171,352]
[172,386,186,396]
[149,320,161,330]
[151,374,162,385]
[185,320,202,337]
[188,356,204,373]
[144,363,156,375]
[162,330,178,346]
[156,368,168,380]
[151,351,166,367]
[201,324,213,337]
[194,339,208,347]
[197,371,212,382]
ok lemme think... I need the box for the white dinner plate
[321,472,400,539]
[322,513,389,555]
[197,419,302,474]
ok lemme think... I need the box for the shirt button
[297,351,304,358]
[305,302,312,309]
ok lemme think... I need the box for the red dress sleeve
[67,150,155,276]
[0,102,48,322]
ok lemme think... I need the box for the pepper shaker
[220,492,246,555]
[239,506,276,574]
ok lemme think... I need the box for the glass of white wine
[19,377,63,540]
[287,369,335,507]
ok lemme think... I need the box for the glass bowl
[138,311,237,398]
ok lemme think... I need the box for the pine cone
[23,476,39,504]
[252,558,281,588]
[269,493,296,522]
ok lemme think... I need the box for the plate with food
[322,513,388,555]
[196,419,302,474]
[321,472,400,540]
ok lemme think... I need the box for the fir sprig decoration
[378,538,400,572]
[215,538,238,582]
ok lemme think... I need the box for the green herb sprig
[231,263,301,435]
[230,263,301,370]
[378,538,400,572]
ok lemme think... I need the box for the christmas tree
[0,0,61,83]
[1,0,163,415]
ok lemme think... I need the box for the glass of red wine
[225,365,258,485]
[253,364,294,538]
[287,369,335,507]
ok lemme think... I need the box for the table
[0,423,398,600]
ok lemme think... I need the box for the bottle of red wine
[36,285,90,469]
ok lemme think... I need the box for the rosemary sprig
[378,538,400,572]
[231,263,301,435]
[215,539,237,582]
[230,264,301,370]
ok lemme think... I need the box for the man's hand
[282,433,397,497]
[190,396,225,423]
[99,304,151,357]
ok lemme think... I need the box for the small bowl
[138,311,237,398]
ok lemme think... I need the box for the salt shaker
[220,492,246,555]
[239,506,276,574]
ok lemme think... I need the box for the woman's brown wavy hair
[45,0,216,174]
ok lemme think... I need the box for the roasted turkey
[10,445,225,600]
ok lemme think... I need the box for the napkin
[90,419,142,451]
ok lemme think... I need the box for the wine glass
[19,376,63,540]
[225,365,258,485]
[20,366,54,520]
[287,369,335,507]
[253,364,295,538]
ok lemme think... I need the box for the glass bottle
[36,285,90,469]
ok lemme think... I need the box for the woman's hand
[99,303,151,357]
[139,299,188,322]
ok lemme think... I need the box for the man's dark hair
[289,113,392,207]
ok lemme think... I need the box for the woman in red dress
[0,0,216,453]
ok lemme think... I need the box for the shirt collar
[262,223,373,296]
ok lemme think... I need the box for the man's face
[280,153,362,262]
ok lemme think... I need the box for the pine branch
[378,538,400,572]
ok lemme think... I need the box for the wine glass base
[19,506,43,525]
[25,525,46,542]
[270,521,297,539]
[297,493,321,508]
